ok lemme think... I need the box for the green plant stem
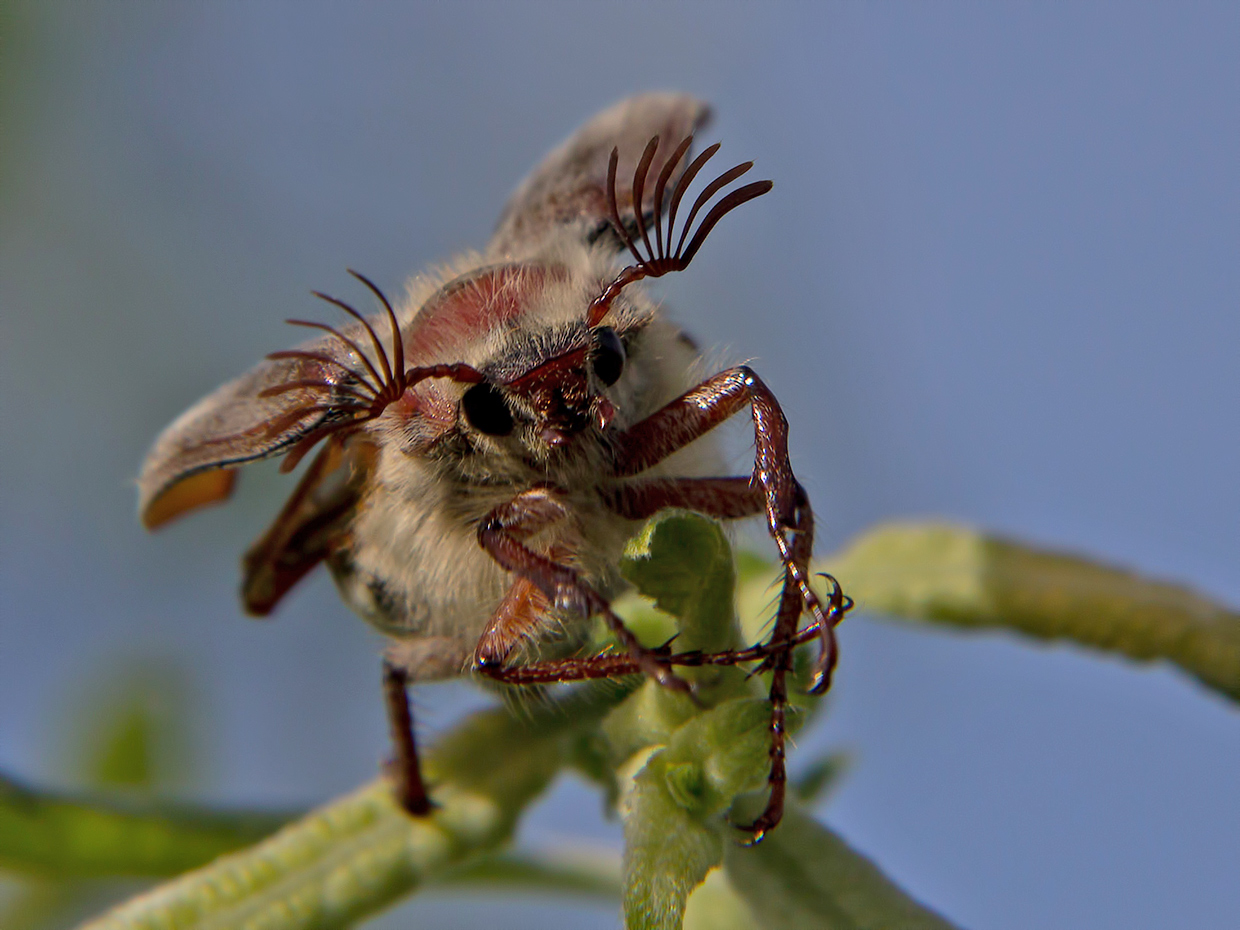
[76,779,505,930]
[74,680,632,930]
[820,522,1240,702]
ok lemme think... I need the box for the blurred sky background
[1,3,1238,928]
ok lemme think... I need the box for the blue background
[2,3,1237,927]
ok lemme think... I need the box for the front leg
[475,487,693,696]
[611,367,836,693]
[605,476,764,521]
[470,576,850,685]
[610,369,837,841]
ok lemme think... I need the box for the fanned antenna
[588,135,772,326]
[256,273,483,472]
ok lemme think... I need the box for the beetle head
[457,320,628,460]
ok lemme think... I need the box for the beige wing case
[488,92,711,258]
[137,322,377,529]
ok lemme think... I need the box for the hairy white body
[331,239,718,678]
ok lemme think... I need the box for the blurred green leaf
[820,522,1240,703]
[0,876,148,930]
[77,780,444,930]
[68,664,197,794]
[734,551,783,648]
[0,771,290,878]
[724,805,960,930]
[602,680,698,771]
[789,751,850,806]
[88,712,154,791]
[1,658,205,930]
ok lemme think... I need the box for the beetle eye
[591,326,626,387]
[461,382,514,436]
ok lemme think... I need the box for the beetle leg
[382,660,433,816]
[476,488,693,698]
[608,376,840,840]
[604,476,764,520]
[610,369,837,693]
[473,576,553,668]
[608,472,818,841]
[471,585,847,684]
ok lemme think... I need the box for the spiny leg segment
[607,368,841,838]
[610,366,839,693]
[475,488,695,698]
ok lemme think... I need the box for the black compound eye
[461,382,514,436]
[591,326,626,387]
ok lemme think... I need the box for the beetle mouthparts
[594,397,617,431]
[540,426,569,447]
